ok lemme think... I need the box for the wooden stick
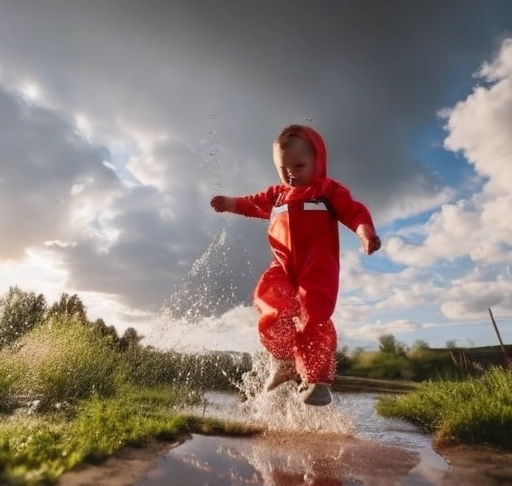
[488,308,511,367]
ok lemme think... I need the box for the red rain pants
[254,263,337,384]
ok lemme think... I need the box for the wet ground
[133,392,449,486]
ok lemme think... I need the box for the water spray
[154,115,238,348]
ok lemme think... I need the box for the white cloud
[18,80,42,103]
[334,296,372,323]
[385,199,480,266]
[126,137,200,194]
[380,185,455,224]
[440,265,512,320]
[0,249,68,309]
[386,38,512,272]
[344,319,421,341]
[479,38,512,82]
[339,250,438,308]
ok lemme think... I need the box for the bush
[335,346,353,373]
[0,315,124,409]
[124,348,251,390]
[349,351,414,380]
[378,334,407,356]
[0,363,18,412]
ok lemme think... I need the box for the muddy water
[134,392,450,486]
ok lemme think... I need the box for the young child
[210,124,380,406]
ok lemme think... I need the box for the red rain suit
[234,127,376,384]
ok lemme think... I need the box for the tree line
[0,286,142,352]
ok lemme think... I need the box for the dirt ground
[58,441,176,486]
[439,445,512,486]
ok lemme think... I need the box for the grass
[0,315,259,485]
[377,367,512,449]
[0,385,259,486]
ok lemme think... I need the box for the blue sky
[0,1,511,352]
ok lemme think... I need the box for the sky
[0,0,511,352]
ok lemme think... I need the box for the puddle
[135,392,449,486]
[135,433,426,486]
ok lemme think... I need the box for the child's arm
[210,186,279,220]
[356,223,381,255]
[330,185,381,255]
[210,195,236,213]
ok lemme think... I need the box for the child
[210,124,380,406]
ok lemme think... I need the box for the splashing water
[159,229,228,320]
[199,114,223,198]
[202,352,354,437]
[156,116,239,342]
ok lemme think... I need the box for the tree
[91,318,121,347]
[335,345,352,372]
[378,334,406,356]
[412,339,430,352]
[47,293,88,322]
[351,347,365,360]
[445,339,457,349]
[118,327,143,351]
[0,286,47,348]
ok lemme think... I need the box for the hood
[299,126,327,179]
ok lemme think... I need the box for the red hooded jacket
[234,126,375,322]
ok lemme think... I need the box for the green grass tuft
[377,367,512,449]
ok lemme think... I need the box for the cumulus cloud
[385,38,512,321]
[385,200,480,266]
[0,87,120,260]
[441,267,512,320]
[387,39,512,267]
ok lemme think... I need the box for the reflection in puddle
[136,433,436,486]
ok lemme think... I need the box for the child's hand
[210,195,236,213]
[356,224,381,255]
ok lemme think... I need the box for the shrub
[124,348,251,390]
[349,351,414,380]
[0,315,124,409]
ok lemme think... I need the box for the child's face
[273,138,315,187]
